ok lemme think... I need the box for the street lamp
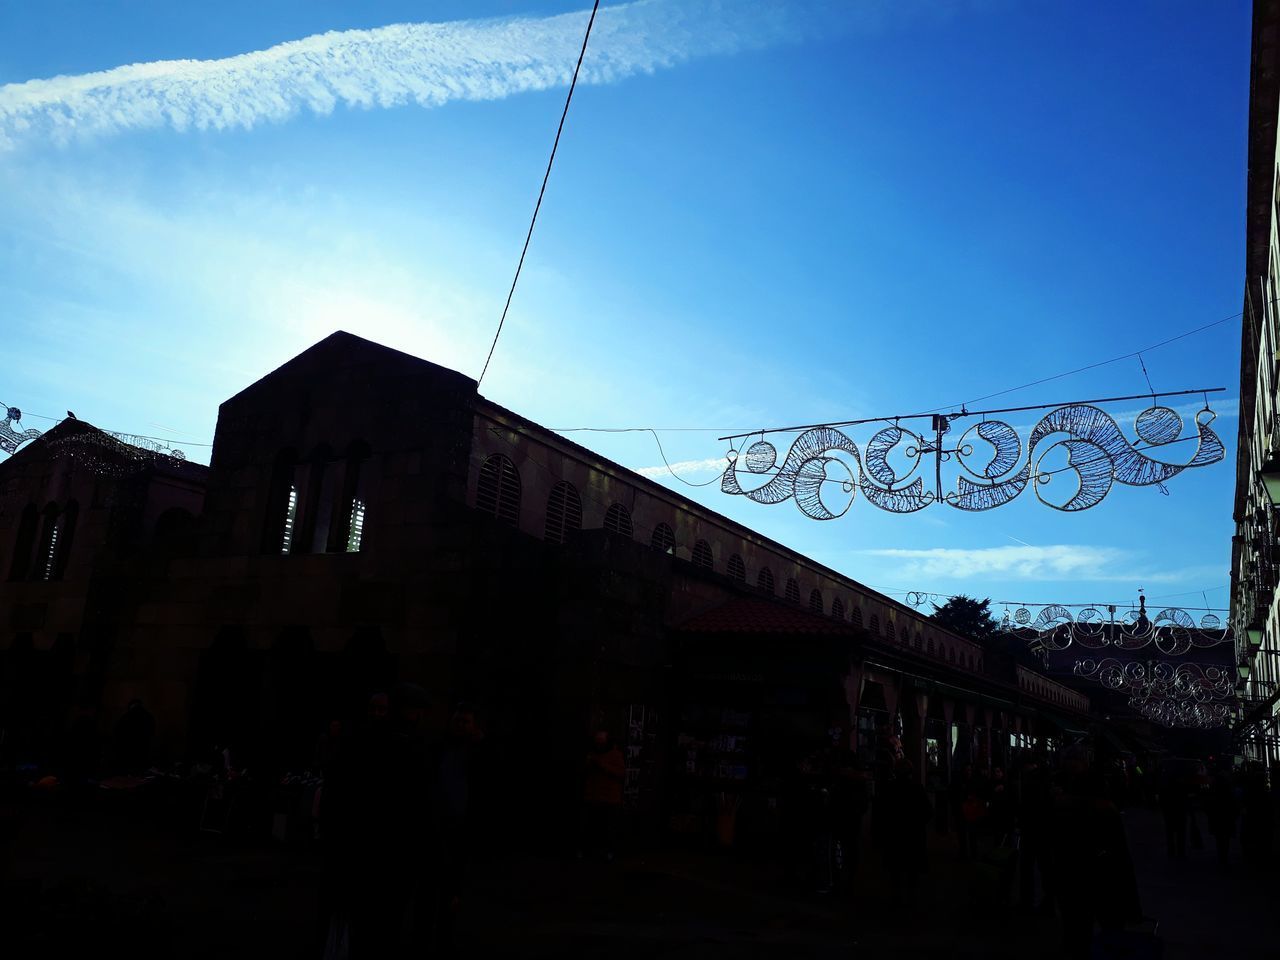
[1248,626,1265,648]
[1261,462,1280,507]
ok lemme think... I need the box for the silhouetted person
[986,765,1013,839]
[1205,769,1238,867]
[321,685,432,958]
[872,759,932,906]
[831,748,871,891]
[1159,762,1188,859]
[313,719,343,778]
[1241,762,1272,873]
[113,699,155,774]
[579,729,625,862]
[950,763,981,860]
[1017,753,1054,912]
[428,701,486,958]
[1051,748,1142,960]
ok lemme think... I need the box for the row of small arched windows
[475,454,987,671]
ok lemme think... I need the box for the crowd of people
[790,740,1155,960]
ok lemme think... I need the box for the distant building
[1233,0,1280,767]
[0,332,1088,842]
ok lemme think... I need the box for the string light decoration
[998,593,1231,655]
[1073,658,1234,703]
[718,390,1224,519]
[1128,696,1232,729]
[0,407,42,455]
[43,428,187,477]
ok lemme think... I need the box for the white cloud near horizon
[0,0,835,151]
[864,544,1218,583]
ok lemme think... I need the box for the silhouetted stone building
[0,332,1090,842]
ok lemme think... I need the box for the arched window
[727,554,746,583]
[603,503,633,538]
[831,598,845,620]
[809,589,824,614]
[263,448,302,555]
[9,503,37,580]
[785,578,801,603]
[886,620,896,642]
[757,567,775,594]
[869,615,880,636]
[851,606,864,628]
[34,504,61,581]
[927,638,935,656]
[45,501,77,580]
[339,440,371,553]
[650,522,675,554]
[691,540,714,570]
[914,633,922,651]
[544,481,583,544]
[476,454,521,527]
[948,647,955,663]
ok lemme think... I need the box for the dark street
[7,793,1277,958]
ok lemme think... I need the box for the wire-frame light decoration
[0,407,42,456]
[1129,696,1233,729]
[998,593,1232,656]
[42,429,187,477]
[1074,658,1235,703]
[718,389,1225,519]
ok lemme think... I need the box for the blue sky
[0,0,1250,614]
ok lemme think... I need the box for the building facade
[0,332,1090,843]
[1233,0,1280,766]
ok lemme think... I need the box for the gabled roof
[219,330,476,409]
[676,597,858,637]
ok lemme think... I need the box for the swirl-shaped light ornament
[1005,604,1231,652]
[721,401,1224,519]
[1075,659,1235,703]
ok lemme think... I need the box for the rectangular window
[280,485,299,555]
[346,498,366,553]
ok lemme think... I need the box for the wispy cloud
[634,456,726,480]
[0,0,830,151]
[863,544,1217,583]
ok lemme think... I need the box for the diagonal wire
[477,0,601,386]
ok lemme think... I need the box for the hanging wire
[477,0,601,386]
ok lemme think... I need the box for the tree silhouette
[930,595,1001,644]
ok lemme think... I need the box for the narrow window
[650,522,675,554]
[869,615,880,635]
[851,606,864,629]
[927,638,935,656]
[603,503,633,538]
[42,522,60,580]
[757,567,775,595]
[345,498,366,552]
[281,485,299,555]
[831,598,845,620]
[727,554,746,583]
[476,454,521,526]
[545,481,583,544]
[886,620,895,642]
[692,540,714,570]
[809,589,823,614]
[785,579,800,604]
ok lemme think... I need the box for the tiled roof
[677,597,858,636]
